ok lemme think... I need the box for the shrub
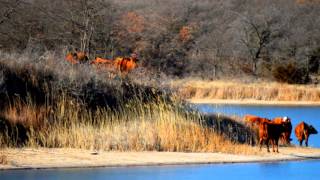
[308,48,320,74]
[272,63,309,84]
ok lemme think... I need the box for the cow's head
[76,52,89,63]
[283,116,291,123]
[130,53,139,62]
[309,125,318,134]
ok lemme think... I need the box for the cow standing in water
[295,121,318,147]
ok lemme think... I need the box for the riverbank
[188,99,320,106]
[1,147,320,170]
[172,80,320,103]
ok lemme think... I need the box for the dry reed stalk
[0,153,8,165]
[1,96,256,154]
[174,80,320,101]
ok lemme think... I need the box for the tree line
[0,0,319,83]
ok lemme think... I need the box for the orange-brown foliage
[179,26,192,42]
[296,0,320,4]
[121,12,145,33]
[179,24,198,42]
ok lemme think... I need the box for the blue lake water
[196,104,320,147]
[1,104,320,179]
[1,160,320,180]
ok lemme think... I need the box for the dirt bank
[1,147,320,170]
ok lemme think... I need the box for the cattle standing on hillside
[114,53,139,75]
[259,121,287,153]
[295,121,318,147]
[272,117,292,145]
[90,53,138,76]
[66,51,89,64]
[90,57,114,69]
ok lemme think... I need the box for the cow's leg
[275,139,279,153]
[280,134,284,145]
[266,139,270,153]
[271,140,275,152]
[305,136,309,147]
[299,140,303,146]
[303,130,309,147]
[259,138,263,151]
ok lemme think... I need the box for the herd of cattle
[245,115,318,152]
[65,51,139,76]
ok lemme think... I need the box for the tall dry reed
[174,80,320,101]
[0,95,256,154]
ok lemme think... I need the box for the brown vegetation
[0,52,256,154]
[272,63,309,84]
[0,153,8,165]
[0,0,319,80]
[174,80,320,102]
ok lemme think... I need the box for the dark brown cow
[244,114,293,152]
[259,121,287,153]
[272,117,292,145]
[295,121,318,147]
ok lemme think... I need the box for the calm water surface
[196,104,320,147]
[1,160,320,180]
[1,104,319,180]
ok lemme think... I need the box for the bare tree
[0,0,22,26]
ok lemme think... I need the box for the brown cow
[244,114,270,125]
[90,54,138,76]
[295,121,318,147]
[272,116,292,145]
[259,121,287,153]
[114,54,138,74]
[244,115,291,152]
[65,51,89,64]
[90,57,114,68]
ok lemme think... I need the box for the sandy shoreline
[1,147,320,170]
[188,99,320,106]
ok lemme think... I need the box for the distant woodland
[0,0,319,82]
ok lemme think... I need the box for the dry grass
[0,51,256,155]
[173,79,320,102]
[0,153,8,165]
[0,96,256,155]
